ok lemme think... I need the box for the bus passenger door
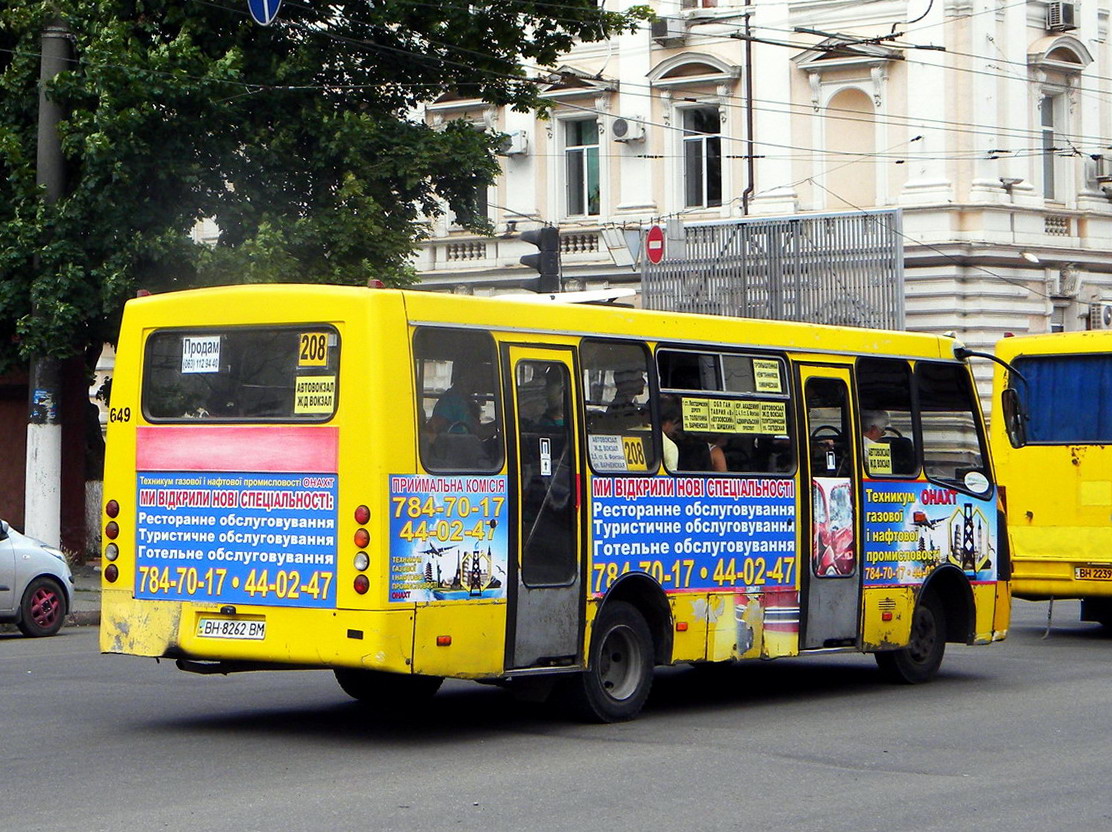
[503,346,583,669]
[799,365,861,649]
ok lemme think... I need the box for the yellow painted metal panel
[412,602,507,678]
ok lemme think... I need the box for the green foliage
[0,0,649,371]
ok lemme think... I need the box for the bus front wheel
[875,592,946,684]
[561,601,654,723]
[334,668,443,707]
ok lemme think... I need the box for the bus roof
[126,284,960,362]
[994,330,1112,361]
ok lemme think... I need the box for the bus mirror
[1001,387,1027,448]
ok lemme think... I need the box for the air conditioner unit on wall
[496,130,529,156]
[651,17,686,46]
[1091,302,1112,330]
[1046,1,1078,31]
[611,117,646,143]
[1094,155,1112,183]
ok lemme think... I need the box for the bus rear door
[799,365,862,649]
[503,345,583,669]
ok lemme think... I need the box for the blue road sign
[248,0,282,25]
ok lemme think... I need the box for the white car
[0,519,74,637]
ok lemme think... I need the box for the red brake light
[105,500,120,518]
[354,505,370,524]
[354,529,370,548]
[105,521,119,540]
[105,564,119,583]
[353,575,369,594]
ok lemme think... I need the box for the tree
[0,0,649,372]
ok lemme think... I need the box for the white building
[414,0,1112,395]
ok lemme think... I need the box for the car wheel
[18,576,67,637]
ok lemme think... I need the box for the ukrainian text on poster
[388,475,509,602]
[590,476,797,596]
[135,471,338,607]
[862,481,997,586]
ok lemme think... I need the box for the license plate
[197,617,266,640]
[1075,566,1112,581]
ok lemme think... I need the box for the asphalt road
[3,598,1109,832]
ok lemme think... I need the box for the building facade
[414,0,1112,397]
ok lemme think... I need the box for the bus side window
[656,349,794,476]
[581,340,658,474]
[856,357,918,478]
[414,327,503,473]
[916,362,990,492]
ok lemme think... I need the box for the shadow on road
[145,652,989,743]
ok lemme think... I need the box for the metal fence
[642,209,905,330]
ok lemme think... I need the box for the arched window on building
[647,53,741,215]
[1027,36,1092,204]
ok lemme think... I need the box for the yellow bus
[100,285,1009,721]
[992,330,1112,625]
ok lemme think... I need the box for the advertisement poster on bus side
[589,476,798,596]
[388,475,509,603]
[862,481,998,587]
[134,471,338,607]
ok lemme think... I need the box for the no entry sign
[645,224,665,264]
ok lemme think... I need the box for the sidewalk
[69,562,102,627]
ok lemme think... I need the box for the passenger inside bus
[536,367,566,428]
[659,395,713,471]
[428,363,497,439]
[606,369,648,427]
[424,361,500,470]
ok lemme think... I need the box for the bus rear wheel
[875,592,946,684]
[560,601,654,723]
[334,668,443,708]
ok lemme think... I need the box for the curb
[68,611,101,627]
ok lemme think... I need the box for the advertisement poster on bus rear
[134,472,338,607]
[861,481,998,586]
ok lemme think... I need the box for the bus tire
[333,668,443,707]
[561,601,654,723]
[875,592,946,684]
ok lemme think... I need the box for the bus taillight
[354,505,370,524]
[353,575,369,594]
[105,499,119,518]
[354,528,370,548]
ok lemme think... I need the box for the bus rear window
[143,327,340,421]
[1013,354,1112,443]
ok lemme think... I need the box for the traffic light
[519,226,561,293]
